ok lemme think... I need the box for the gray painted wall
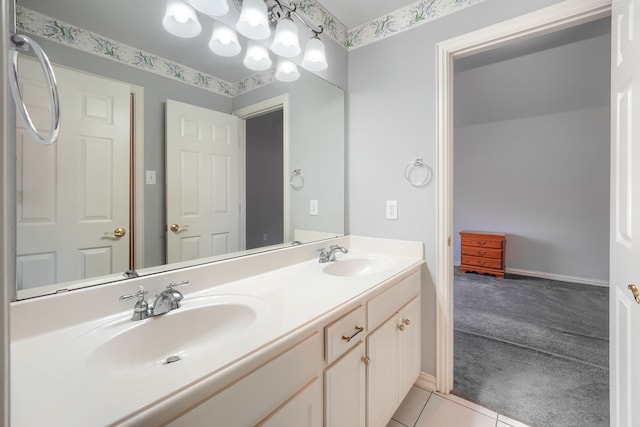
[347,0,570,376]
[453,23,610,282]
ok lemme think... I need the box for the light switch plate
[145,170,156,185]
[386,200,398,220]
[310,200,319,216]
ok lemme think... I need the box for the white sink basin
[315,255,396,277]
[84,294,269,370]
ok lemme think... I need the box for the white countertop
[10,236,424,426]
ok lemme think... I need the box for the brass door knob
[170,224,189,233]
[362,356,370,366]
[104,227,126,238]
[629,284,640,304]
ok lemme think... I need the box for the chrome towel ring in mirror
[290,168,304,190]
[9,34,61,146]
[405,158,432,187]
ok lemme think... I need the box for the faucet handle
[168,279,189,289]
[119,285,147,302]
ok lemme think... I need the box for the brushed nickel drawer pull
[342,326,364,343]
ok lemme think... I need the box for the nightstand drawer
[461,245,502,259]
[461,236,503,249]
[461,255,502,269]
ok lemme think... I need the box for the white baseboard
[415,372,437,392]
[505,267,609,288]
[454,264,609,287]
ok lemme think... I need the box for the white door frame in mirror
[234,94,291,244]
[435,0,611,393]
[131,84,145,269]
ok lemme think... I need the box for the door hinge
[448,236,451,247]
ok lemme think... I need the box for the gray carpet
[453,271,609,427]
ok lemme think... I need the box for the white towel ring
[405,158,432,187]
[290,169,304,190]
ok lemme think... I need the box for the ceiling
[318,0,419,28]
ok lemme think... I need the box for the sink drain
[164,355,182,365]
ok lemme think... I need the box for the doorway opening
[435,0,611,396]
[234,94,291,247]
[245,108,284,249]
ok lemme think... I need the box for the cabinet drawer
[325,305,366,364]
[461,255,502,269]
[368,271,420,332]
[461,236,503,249]
[461,245,502,259]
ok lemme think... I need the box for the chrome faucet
[119,280,189,321]
[318,245,348,263]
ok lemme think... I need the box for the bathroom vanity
[10,236,424,426]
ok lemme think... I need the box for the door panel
[16,57,131,290]
[611,1,640,425]
[166,100,240,263]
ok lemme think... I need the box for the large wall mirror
[14,0,345,299]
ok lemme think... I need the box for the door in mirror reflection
[165,100,240,263]
[16,57,132,290]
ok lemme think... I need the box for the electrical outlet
[310,200,319,216]
[386,200,398,220]
[145,170,156,185]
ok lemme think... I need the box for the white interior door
[16,57,131,290]
[610,1,640,425]
[166,99,240,263]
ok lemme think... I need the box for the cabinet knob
[362,356,370,366]
[403,318,410,326]
[398,324,405,331]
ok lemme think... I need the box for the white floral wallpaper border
[347,0,488,50]
[16,6,270,97]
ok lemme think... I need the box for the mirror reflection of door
[245,109,284,250]
[16,57,132,291]
[165,100,240,264]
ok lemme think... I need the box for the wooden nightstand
[459,231,505,279]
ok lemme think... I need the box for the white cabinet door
[398,297,421,399]
[366,314,399,427]
[367,295,421,427]
[324,341,366,427]
[259,377,322,427]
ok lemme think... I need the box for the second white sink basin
[317,255,396,277]
[84,294,269,370]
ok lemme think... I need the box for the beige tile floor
[387,386,532,427]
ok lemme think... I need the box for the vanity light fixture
[170,0,328,73]
[301,33,327,71]
[244,41,272,71]
[271,16,301,58]
[209,22,242,57]
[236,0,272,40]
[162,0,202,38]
[275,58,300,82]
